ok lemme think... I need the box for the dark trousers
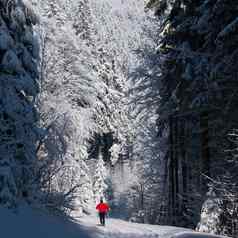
[99,212,106,225]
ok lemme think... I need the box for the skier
[96,198,110,226]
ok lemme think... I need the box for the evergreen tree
[146,0,238,230]
[34,0,98,214]
[0,0,39,207]
[93,154,108,203]
[197,187,223,235]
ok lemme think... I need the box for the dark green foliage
[147,0,238,234]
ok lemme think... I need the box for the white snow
[0,206,230,238]
[77,215,229,238]
[77,215,188,238]
[171,232,229,238]
[0,205,91,238]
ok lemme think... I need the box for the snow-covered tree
[197,187,223,235]
[147,0,238,231]
[197,131,238,237]
[93,154,108,203]
[87,0,163,222]
[36,110,95,214]
[30,0,98,214]
[0,0,40,207]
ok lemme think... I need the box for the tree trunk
[200,111,210,193]
[180,118,188,224]
[169,116,175,224]
[180,119,187,194]
[174,117,179,222]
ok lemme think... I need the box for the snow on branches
[0,0,40,207]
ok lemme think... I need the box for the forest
[0,0,237,237]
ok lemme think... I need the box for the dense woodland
[146,1,238,236]
[0,0,238,237]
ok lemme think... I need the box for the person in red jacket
[96,198,110,226]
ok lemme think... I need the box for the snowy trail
[1,206,228,238]
[76,215,191,238]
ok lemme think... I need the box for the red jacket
[96,202,110,213]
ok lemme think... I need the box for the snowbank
[0,206,91,238]
[171,231,230,238]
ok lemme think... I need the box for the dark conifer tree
[0,0,40,206]
[147,0,238,233]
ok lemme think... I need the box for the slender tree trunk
[180,119,187,205]
[179,118,188,225]
[169,116,175,224]
[174,117,179,222]
[200,111,210,193]
[140,184,144,210]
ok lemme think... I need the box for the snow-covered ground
[172,233,229,238]
[1,206,229,238]
[0,205,91,238]
[77,215,190,238]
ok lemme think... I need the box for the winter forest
[0,0,238,237]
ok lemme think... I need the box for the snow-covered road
[77,215,191,238]
[1,206,229,238]
[77,215,230,238]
